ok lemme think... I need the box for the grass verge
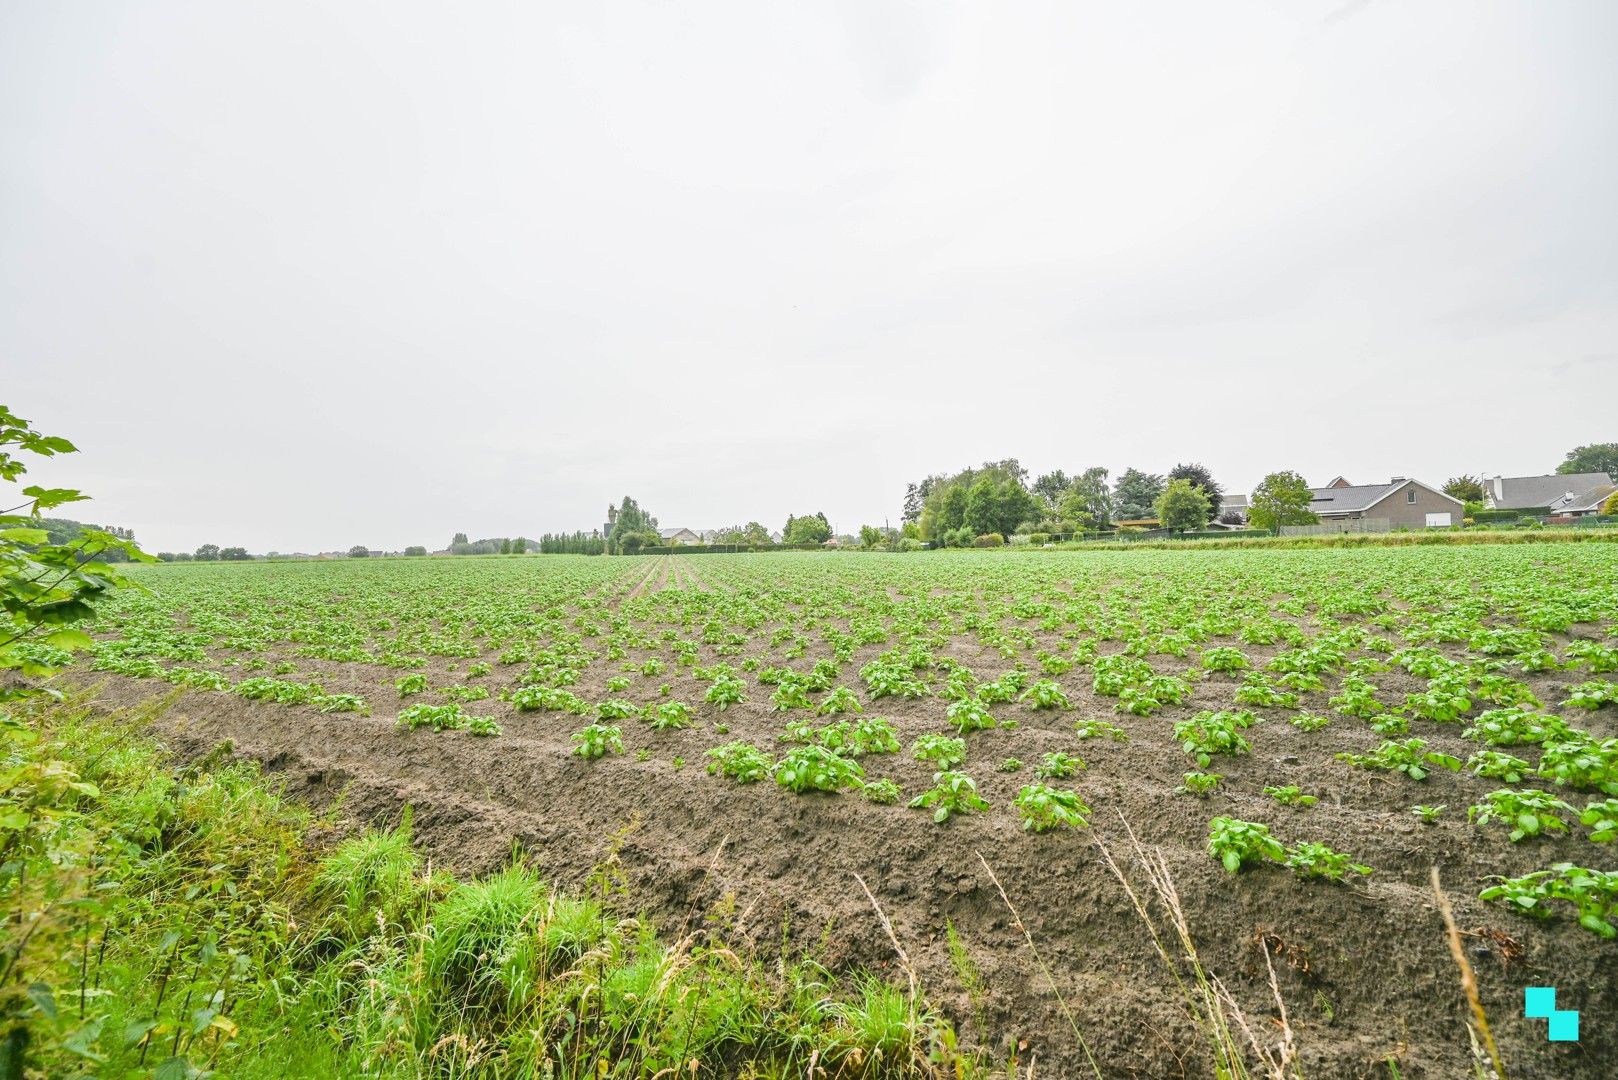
[0,694,977,1079]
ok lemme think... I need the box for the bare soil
[71,605,1618,1080]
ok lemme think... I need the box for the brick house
[1306,478,1463,529]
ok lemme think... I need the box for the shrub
[972,533,1004,548]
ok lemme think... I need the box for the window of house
[1407,489,1417,503]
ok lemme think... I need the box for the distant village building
[1306,477,1461,529]
[1483,472,1615,516]
[658,527,702,545]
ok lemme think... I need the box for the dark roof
[1489,473,1614,510]
[1551,483,1617,514]
[1306,478,1460,516]
[1308,482,1403,515]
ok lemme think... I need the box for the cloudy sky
[3,1,1615,552]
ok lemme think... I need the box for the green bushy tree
[1558,443,1618,478]
[1443,475,1485,503]
[784,512,832,545]
[1248,471,1318,531]
[1167,463,1222,525]
[1156,479,1212,533]
[1113,468,1166,520]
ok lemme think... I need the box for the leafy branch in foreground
[1,406,152,702]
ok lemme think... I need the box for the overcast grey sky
[3,1,1615,552]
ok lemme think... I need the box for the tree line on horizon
[121,440,1618,561]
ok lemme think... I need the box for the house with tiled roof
[1483,472,1615,516]
[1306,477,1462,529]
[658,527,702,545]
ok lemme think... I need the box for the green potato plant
[909,771,990,823]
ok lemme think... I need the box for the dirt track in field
[74,598,1618,1080]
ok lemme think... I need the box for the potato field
[73,545,1618,1078]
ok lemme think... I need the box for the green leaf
[1578,913,1616,938]
[153,1055,193,1080]
[26,982,57,1023]
[0,528,48,544]
[20,485,89,511]
[43,627,94,652]
[1222,850,1241,873]
[59,1016,106,1061]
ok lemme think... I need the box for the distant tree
[907,460,1032,540]
[1113,468,1166,520]
[1443,475,1485,503]
[1603,490,1618,516]
[1248,471,1318,531]
[1071,467,1112,528]
[404,545,427,557]
[617,529,660,554]
[1156,480,1212,533]
[1558,443,1618,478]
[194,543,220,562]
[348,545,369,558]
[498,538,511,554]
[512,536,528,554]
[1055,486,1089,533]
[156,552,177,562]
[172,552,193,562]
[963,477,999,536]
[1031,470,1070,511]
[741,521,772,546]
[452,532,469,546]
[784,512,832,546]
[1167,463,1223,525]
[537,531,606,555]
[609,497,659,553]
[219,546,251,561]
[859,525,882,549]
[901,482,926,524]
